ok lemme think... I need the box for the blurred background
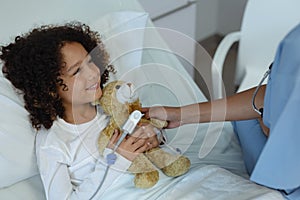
[138,0,248,98]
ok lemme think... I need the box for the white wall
[0,0,144,45]
[196,0,248,41]
[217,0,248,35]
[195,0,219,41]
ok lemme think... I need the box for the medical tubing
[88,135,124,200]
[89,111,182,199]
[89,163,111,200]
[89,111,142,199]
[161,140,182,154]
[113,131,129,151]
[156,129,182,154]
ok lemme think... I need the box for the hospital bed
[0,0,283,199]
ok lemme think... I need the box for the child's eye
[73,68,81,76]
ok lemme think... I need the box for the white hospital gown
[35,109,132,200]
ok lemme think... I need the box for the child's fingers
[115,129,124,142]
[116,125,159,159]
[130,135,156,152]
[112,130,121,143]
[133,125,156,138]
[129,126,145,139]
[107,130,120,149]
[130,138,145,150]
[133,140,152,153]
[146,135,159,148]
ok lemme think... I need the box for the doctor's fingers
[142,106,167,120]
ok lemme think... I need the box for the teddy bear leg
[128,153,159,188]
[134,171,159,189]
[145,147,191,177]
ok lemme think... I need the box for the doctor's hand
[142,106,182,129]
[108,125,159,161]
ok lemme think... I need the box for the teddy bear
[96,80,191,188]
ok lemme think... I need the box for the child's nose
[87,64,99,80]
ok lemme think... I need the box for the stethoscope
[251,63,273,117]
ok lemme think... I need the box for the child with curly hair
[0,22,159,199]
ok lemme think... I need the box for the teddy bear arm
[98,119,119,154]
[139,118,151,125]
[145,147,191,177]
[150,118,168,129]
[139,118,167,130]
[128,153,157,173]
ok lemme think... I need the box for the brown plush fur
[97,81,190,188]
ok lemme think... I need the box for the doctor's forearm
[223,85,266,121]
[181,85,266,124]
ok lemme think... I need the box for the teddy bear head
[99,80,141,127]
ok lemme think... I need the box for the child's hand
[109,125,159,161]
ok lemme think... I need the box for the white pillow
[0,11,148,188]
[90,11,149,80]
[0,65,38,188]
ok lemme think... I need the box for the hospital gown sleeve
[249,22,300,199]
[36,146,131,200]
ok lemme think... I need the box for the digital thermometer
[113,110,143,150]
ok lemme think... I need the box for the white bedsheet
[0,122,284,200]
[100,165,283,200]
[0,175,45,200]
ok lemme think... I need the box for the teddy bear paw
[162,156,191,177]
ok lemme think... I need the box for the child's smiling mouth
[86,82,99,90]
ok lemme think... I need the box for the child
[0,22,159,199]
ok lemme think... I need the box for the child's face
[58,42,102,107]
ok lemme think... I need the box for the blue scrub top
[233,23,300,199]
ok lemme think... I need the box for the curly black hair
[0,22,114,130]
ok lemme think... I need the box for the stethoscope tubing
[251,63,273,117]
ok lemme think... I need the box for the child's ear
[100,65,117,87]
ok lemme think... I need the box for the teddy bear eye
[115,85,121,89]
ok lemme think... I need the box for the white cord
[89,111,142,199]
